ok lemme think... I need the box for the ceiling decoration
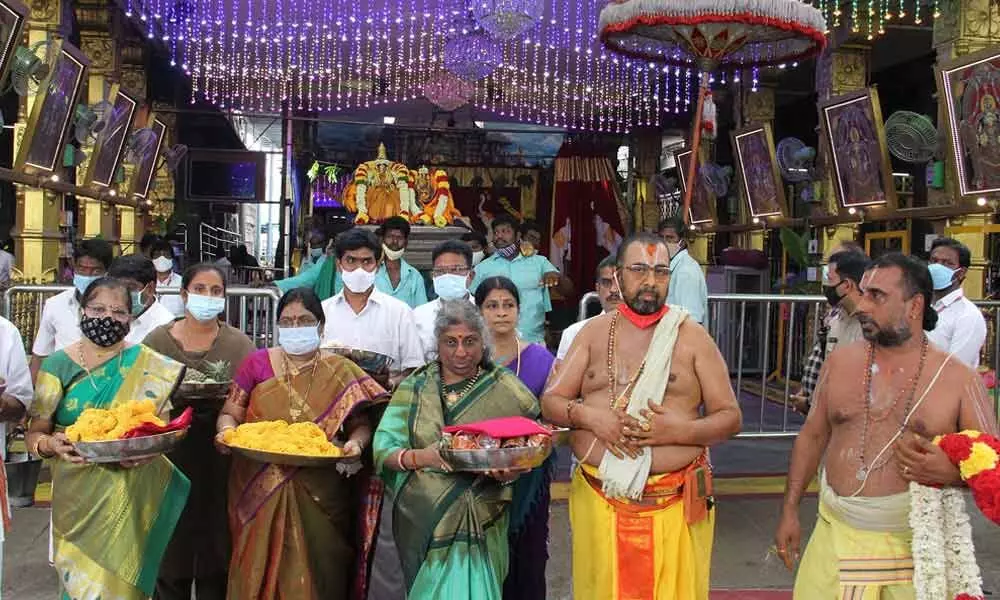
[120,0,705,132]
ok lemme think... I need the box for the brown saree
[226,348,387,600]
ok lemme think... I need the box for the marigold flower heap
[65,400,165,442]
[934,430,1000,525]
[223,420,343,457]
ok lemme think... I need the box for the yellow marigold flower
[226,420,342,457]
[960,442,999,479]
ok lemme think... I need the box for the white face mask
[153,256,173,273]
[472,250,485,266]
[383,244,405,261]
[342,267,377,293]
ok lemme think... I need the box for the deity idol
[343,143,417,224]
[412,167,463,227]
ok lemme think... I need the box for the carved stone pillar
[11,0,69,281]
[933,0,1000,298]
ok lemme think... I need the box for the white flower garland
[910,482,983,600]
[598,0,827,38]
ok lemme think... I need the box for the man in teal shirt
[470,215,572,344]
[375,217,428,308]
[275,229,333,294]
[659,217,708,323]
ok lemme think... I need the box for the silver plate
[177,381,230,399]
[73,429,188,463]
[226,443,360,468]
[439,445,552,473]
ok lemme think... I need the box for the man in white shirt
[556,255,621,364]
[150,238,185,317]
[108,254,178,343]
[927,237,987,368]
[320,228,424,383]
[414,240,476,359]
[31,239,114,379]
[0,315,32,593]
[659,217,708,324]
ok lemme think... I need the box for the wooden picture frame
[819,87,897,211]
[673,148,715,225]
[15,39,90,175]
[84,84,139,190]
[937,46,1000,202]
[731,123,787,219]
[127,115,166,201]
[0,0,28,88]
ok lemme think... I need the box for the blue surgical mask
[433,274,468,300]
[186,293,226,322]
[130,291,145,316]
[310,248,324,260]
[73,273,99,296]
[928,263,957,291]
[279,326,321,356]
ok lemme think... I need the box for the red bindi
[645,243,657,258]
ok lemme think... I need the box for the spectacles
[278,316,320,328]
[624,264,671,280]
[432,266,470,277]
[596,277,615,288]
[83,305,130,322]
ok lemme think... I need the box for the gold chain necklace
[440,366,483,405]
[282,350,320,421]
[606,312,644,410]
[78,344,122,391]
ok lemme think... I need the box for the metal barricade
[4,285,280,352]
[704,293,827,439]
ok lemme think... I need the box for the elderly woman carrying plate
[373,299,540,600]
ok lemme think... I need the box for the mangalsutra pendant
[446,392,459,404]
[856,467,868,481]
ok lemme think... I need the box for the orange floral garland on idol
[935,430,1000,526]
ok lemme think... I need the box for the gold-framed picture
[0,0,28,87]
[731,122,787,219]
[819,87,896,212]
[937,46,1000,201]
[85,84,140,190]
[15,38,90,175]
[673,148,715,225]
[127,114,167,201]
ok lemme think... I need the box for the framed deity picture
[85,84,139,190]
[15,39,90,174]
[673,149,715,225]
[937,47,1000,200]
[731,123,787,219]
[127,115,167,202]
[0,0,27,87]
[819,87,897,211]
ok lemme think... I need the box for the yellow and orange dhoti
[569,462,714,600]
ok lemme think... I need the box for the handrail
[578,292,600,321]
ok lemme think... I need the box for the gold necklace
[606,312,644,410]
[282,350,320,421]
[440,366,483,405]
[78,344,122,391]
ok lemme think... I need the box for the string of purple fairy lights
[121,0,781,132]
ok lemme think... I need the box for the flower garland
[909,429,1000,600]
[936,431,1000,524]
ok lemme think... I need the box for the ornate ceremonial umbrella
[599,0,827,224]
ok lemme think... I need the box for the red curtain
[550,148,627,306]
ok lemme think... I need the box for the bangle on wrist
[407,449,419,470]
[33,434,53,458]
[396,450,407,471]
[218,424,235,434]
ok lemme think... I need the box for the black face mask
[823,283,844,307]
[80,316,129,347]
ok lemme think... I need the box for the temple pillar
[933,0,1000,299]
[813,39,871,255]
[12,0,67,282]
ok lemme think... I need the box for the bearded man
[775,252,999,599]
[542,233,741,600]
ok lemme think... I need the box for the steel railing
[3,285,281,352]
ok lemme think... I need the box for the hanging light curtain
[470,0,543,42]
[422,71,476,111]
[443,28,502,82]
